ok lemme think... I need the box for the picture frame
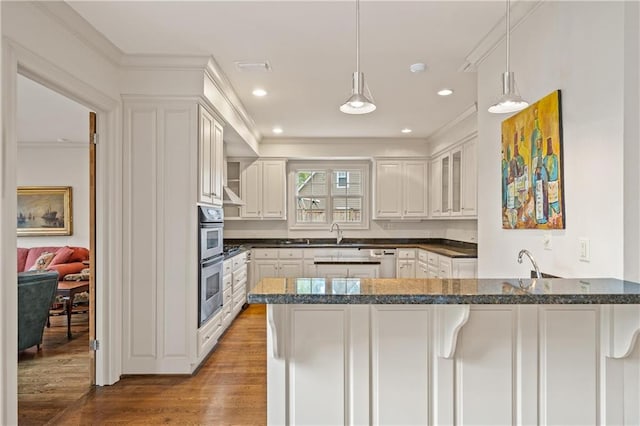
[17,186,73,236]
[501,90,565,229]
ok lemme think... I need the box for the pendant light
[488,0,528,114]
[340,0,376,114]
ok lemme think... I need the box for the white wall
[17,142,89,249]
[477,2,627,278]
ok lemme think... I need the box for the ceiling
[64,0,507,142]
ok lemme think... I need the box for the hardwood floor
[49,304,267,425]
[18,312,91,425]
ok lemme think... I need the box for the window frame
[288,161,370,230]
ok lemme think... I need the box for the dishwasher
[369,249,396,278]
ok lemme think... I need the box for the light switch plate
[579,238,590,262]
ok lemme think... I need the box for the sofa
[17,246,89,282]
[18,271,59,351]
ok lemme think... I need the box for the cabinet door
[316,264,348,279]
[261,160,286,219]
[198,106,215,205]
[430,158,442,217]
[253,260,279,285]
[416,261,429,278]
[450,148,463,216]
[347,265,379,278]
[440,154,451,216]
[397,260,416,278]
[452,259,477,278]
[303,260,317,277]
[375,161,403,218]
[462,139,477,217]
[279,260,303,278]
[403,161,428,218]
[241,161,261,218]
[211,120,224,206]
[438,256,453,278]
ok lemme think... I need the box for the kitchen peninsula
[248,277,640,425]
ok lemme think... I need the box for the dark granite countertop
[223,238,477,259]
[247,277,640,305]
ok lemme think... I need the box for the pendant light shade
[340,0,376,114]
[340,72,376,114]
[488,0,528,114]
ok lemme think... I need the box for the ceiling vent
[234,61,272,72]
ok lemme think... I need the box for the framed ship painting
[501,90,565,229]
[17,186,73,236]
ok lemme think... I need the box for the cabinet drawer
[417,249,428,262]
[253,249,278,259]
[223,259,233,275]
[197,310,222,355]
[397,249,416,259]
[223,273,232,292]
[223,287,232,305]
[233,265,248,284]
[232,252,247,269]
[278,249,303,259]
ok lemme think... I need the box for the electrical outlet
[579,238,590,262]
[543,233,552,250]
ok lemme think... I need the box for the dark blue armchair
[18,271,59,352]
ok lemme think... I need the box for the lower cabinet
[315,264,379,279]
[409,249,477,278]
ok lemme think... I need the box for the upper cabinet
[430,138,476,218]
[240,159,287,220]
[374,159,428,219]
[198,106,224,206]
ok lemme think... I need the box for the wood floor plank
[49,304,267,425]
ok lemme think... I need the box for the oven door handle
[202,256,224,268]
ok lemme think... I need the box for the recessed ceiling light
[272,127,283,134]
[252,88,267,97]
[401,128,412,134]
[437,88,454,96]
[409,63,426,73]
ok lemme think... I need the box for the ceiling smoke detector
[234,61,272,72]
[409,63,426,73]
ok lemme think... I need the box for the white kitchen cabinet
[430,138,477,218]
[240,159,286,219]
[316,264,379,279]
[397,249,417,278]
[416,261,429,278]
[198,105,223,206]
[374,159,428,219]
[461,139,477,217]
[252,248,305,288]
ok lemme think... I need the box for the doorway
[15,74,96,422]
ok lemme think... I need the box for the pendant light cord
[356,0,360,74]
[505,0,510,73]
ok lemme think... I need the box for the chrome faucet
[330,222,343,244]
[518,249,542,279]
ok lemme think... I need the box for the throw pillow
[28,252,55,271]
[50,246,74,266]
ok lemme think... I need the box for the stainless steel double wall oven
[198,206,224,327]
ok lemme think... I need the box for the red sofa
[17,246,89,281]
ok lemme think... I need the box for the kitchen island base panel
[266,304,640,426]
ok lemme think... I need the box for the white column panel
[349,305,370,426]
[624,341,640,425]
[127,107,158,361]
[372,306,430,425]
[540,307,598,426]
[289,307,347,425]
[162,106,196,360]
[456,307,515,426]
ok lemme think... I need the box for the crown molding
[204,57,262,142]
[120,54,210,70]
[261,137,428,145]
[460,0,545,72]
[32,1,124,68]
[426,103,478,142]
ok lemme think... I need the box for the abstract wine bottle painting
[501,90,565,229]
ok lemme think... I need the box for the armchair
[18,271,59,352]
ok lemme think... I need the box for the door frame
[1,40,123,422]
